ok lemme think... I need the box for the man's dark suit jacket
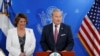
[40,23,74,52]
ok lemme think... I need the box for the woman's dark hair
[14,13,28,26]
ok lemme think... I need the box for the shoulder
[61,23,71,29]
[43,23,52,29]
[7,28,17,35]
[25,28,33,31]
[8,28,17,32]
[61,23,70,27]
[25,28,34,33]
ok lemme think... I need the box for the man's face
[52,11,62,25]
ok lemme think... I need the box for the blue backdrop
[0,0,94,56]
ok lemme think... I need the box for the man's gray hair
[51,8,63,16]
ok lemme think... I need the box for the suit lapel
[57,23,64,43]
[49,24,55,44]
[24,28,28,49]
[14,28,20,48]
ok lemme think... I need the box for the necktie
[54,25,58,43]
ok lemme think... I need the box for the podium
[36,51,75,56]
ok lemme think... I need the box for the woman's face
[17,18,26,29]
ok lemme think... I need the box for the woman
[6,13,36,56]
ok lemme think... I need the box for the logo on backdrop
[37,6,67,34]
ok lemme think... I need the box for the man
[40,8,74,52]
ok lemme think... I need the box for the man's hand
[61,50,67,52]
[46,50,52,52]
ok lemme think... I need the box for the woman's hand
[19,52,26,56]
